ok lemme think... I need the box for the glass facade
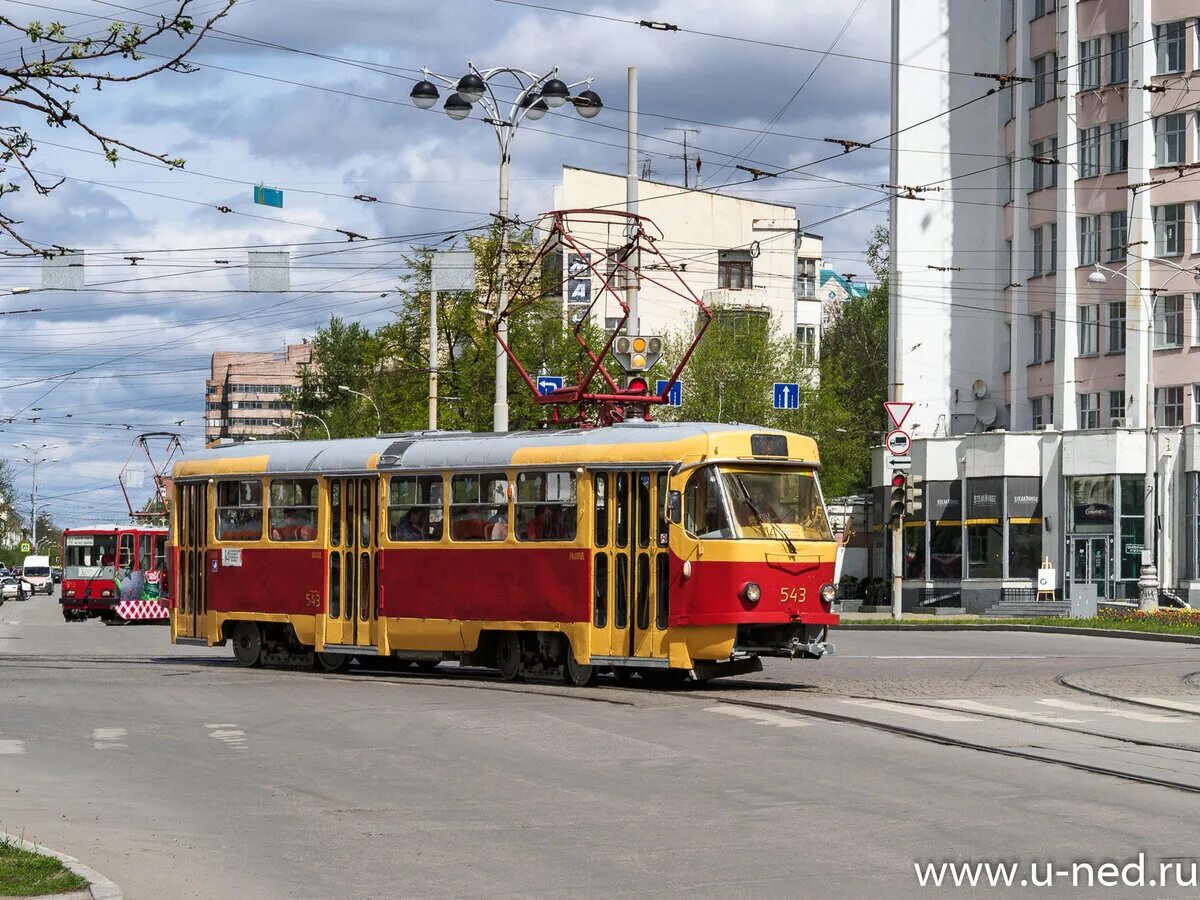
[1065,475,1145,600]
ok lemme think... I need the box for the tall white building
[883,0,1200,607]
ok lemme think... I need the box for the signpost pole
[429,286,438,430]
[891,513,903,620]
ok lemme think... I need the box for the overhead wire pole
[14,442,60,545]
[626,66,639,338]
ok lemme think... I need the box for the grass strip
[841,614,1200,636]
[0,839,88,897]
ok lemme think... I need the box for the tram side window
[516,471,577,541]
[450,473,509,541]
[683,468,733,538]
[118,533,134,569]
[593,473,608,547]
[216,480,263,542]
[388,475,444,542]
[269,479,319,542]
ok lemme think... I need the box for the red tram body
[61,525,170,623]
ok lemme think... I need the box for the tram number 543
[780,586,806,604]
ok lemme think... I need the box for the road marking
[1128,697,1200,716]
[839,699,979,722]
[1037,699,1189,723]
[706,706,809,729]
[93,727,128,751]
[205,723,248,750]
[841,655,1060,660]
[934,699,1086,723]
[0,740,25,755]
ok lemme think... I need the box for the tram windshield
[683,466,832,542]
[64,534,118,580]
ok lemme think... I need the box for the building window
[1154,113,1186,167]
[1107,210,1127,261]
[1047,223,1057,273]
[1155,385,1184,426]
[797,257,817,298]
[1006,155,1014,201]
[1030,313,1043,362]
[1155,21,1185,75]
[1033,55,1051,106]
[903,525,926,579]
[1107,31,1128,84]
[1154,204,1184,256]
[1107,301,1126,353]
[1048,138,1058,186]
[1195,204,1200,255]
[1006,240,1014,284]
[1077,393,1100,429]
[1079,127,1101,178]
[1108,390,1125,424]
[1195,294,1200,344]
[718,250,753,290]
[1031,227,1043,276]
[1154,294,1184,348]
[1078,304,1099,355]
[1031,396,1044,428]
[1195,385,1200,424]
[1031,0,1046,19]
[1031,140,1046,191]
[1047,312,1056,361]
[795,325,817,365]
[1107,122,1128,173]
[1078,215,1100,266]
[1079,38,1101,90]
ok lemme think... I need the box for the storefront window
[1187,473,1198,578]
[967,524,1003,577]
[1119,475,1145,584]
[904,525,926,579]
[1009,523,1042,577]
[1070,476,1114,533]
[927,481,962,580]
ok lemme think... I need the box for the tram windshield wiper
[728,474,797,556]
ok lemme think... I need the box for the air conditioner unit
[1110,417,1125,428]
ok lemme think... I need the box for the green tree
[661,305,812,430]
[809,225,889,496]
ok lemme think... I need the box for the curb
[1,831,122,900]
[838,623,1200,644]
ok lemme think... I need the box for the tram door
[325,477,377,647]
[597,471,668,660]
[176,482,208,638]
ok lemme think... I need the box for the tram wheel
[314,652,347,672]
[562,645,596,688]
[231,622,263,667]
[495,633,522,681]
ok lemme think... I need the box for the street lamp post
[293,411,331,441]
[1088,258,1200,611]
[411,62,602,432]
[337,385,382,435]
[13,442,59,545]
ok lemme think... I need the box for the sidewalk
[2,832,122,900]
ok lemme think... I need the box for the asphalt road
[3,591,1200,899]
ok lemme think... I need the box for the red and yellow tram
[169,423,839,683]
[61,524,170,623]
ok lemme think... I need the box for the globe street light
[1088,258,1200,610]
[410,61,601,432]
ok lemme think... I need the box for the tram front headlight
[741,582,761,605]
[63,589,75,599]
[101,589,113,599]
[820,583,837,605]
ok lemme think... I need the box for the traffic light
[623,375,650,395]
[905,475,923,516]
[889,472,907,523]
[612,334,663,372]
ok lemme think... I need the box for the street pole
[494,148,511,433]
[429,284,439,430]
[625,66,639,337]
[891,514,903,620]
[30,461,37,545]
[1140,291,1158,612]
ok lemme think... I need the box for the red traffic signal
[891,472,907,489]
[888,472,907,522]
[624,376,650,395]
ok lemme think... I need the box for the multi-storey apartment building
[554,167,824,359]
[882,0,1200,607]
[204,343,313,442]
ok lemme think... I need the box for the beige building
[205,343,313,442]
[553,167,825,363]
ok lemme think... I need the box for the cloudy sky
[0,0,891,526]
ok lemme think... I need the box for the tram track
[1052,661,1200,717]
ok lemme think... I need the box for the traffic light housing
[889,472,907,523]
[612,334,663,372]
[905,475,923,516]
[622,375,650,395]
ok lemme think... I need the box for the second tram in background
[61,524,170,624]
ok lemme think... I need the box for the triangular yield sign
[884,401,913,429]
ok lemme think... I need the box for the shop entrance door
[1070,536,1112,600]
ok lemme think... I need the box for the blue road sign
[254,185,284,208]
[536,375,564,396]
[655,379,683,407]
[773,382,800,410]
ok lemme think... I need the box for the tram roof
[63,523,167,533]
[172,422,820,479]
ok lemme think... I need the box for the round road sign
[886,430,912,455]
